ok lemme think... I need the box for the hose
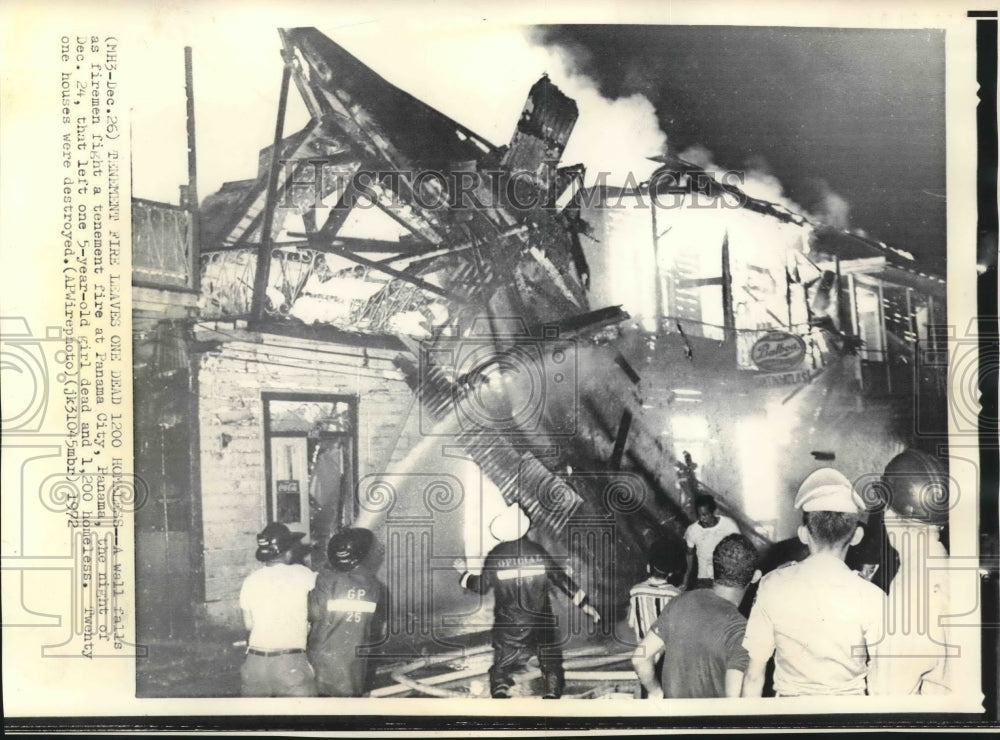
[376,649,636,698]
[373,643,494,676]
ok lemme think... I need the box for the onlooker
[845,508,898,594]
[633,534,759,698]
[627,538,686,642]
[453,505,600,698]
[307,527,387,697]
[741,468,886,697]
[737,535,808,620]
[867,449,953,695]
[239,522,318,697]
[684,493,740,589]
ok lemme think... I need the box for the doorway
[262,393,358,566]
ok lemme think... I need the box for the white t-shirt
[684,515,740,580]
[239,562,317,650]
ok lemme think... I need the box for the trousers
[489,626,564,698]
[240,652,317,697]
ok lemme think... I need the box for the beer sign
[751,331,807,372]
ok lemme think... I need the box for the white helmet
[489,505,532,543]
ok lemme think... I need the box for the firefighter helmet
[327,527,375,571]
[881,449,950,525]
[489,506,531,543]
[255,522,306,562]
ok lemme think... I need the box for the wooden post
[650,196,663,334]
[785,259,794,330]
[833,255,842,331]
[876,279,891,394]
[184,47,200,292]
[721,228,734,342]
[847,272,864,401]
[250,59,292,321]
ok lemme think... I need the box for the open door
[263,393,358,565]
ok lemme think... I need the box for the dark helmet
[256,522,306,562]
[881,449,950,525]
[648,538,685,577]
[327,527,375,571]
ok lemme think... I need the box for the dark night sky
[536,26,947,272]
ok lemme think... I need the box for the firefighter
[307,527,387,697]
[453,506,601,698]
[238,522,318,697]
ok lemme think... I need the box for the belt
[246,647,305,657]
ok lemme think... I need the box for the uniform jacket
[461,537,585,635]
[306,565,387,696]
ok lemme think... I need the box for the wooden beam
[832,256,889,275]
[250,59,292,320]
[315,182,358,239]
[232,131,325,249]
[610,409,634,471]
[218,127,313,249]
[721,229,734,341]
[245,319,409,352]
[284,234,428,254]
[184,46,200,293]
[383,225,529,271]
[676,276,724,289]
[302,242,461,301]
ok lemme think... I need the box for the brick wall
[195,330,417,604]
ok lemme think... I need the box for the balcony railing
[132,199,195,290]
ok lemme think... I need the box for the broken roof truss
[198,27,593,341]
[195,27,628,535]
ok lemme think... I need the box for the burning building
[575,159,947,540]
[131,27,947,696]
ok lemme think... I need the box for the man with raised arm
[453,505,600,699]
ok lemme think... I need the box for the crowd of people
[236,448,952,699]
[630,449,954,699]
